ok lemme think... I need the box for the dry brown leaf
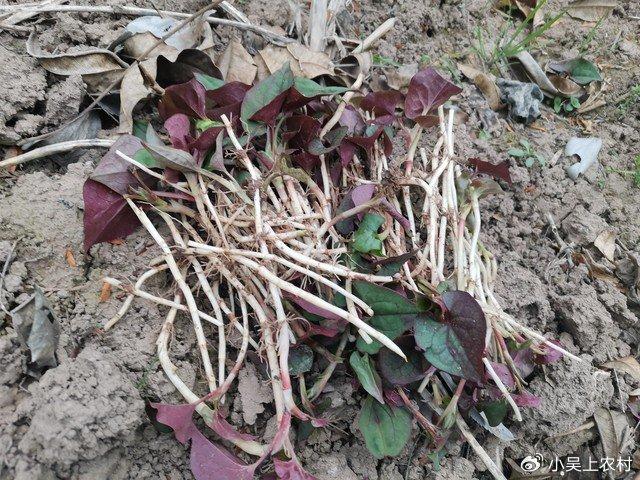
[568,0,617,22]
[383,63,418,92]
[458,63,503,110]
[548,74,584,97]
[335,52,372,86]
[64,247,77,268]
[99,282,112,303]
[258,45,303,77]
[593,408,631,478]
[26,32,127,92]
[217,40,257,85]
[602,356,640,381]
[286,43,333,78]
[119,59,157,134]
[513,51,559,96]
[253,51,271,82]
[594,230,616,262]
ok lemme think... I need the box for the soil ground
[0,0,639,479]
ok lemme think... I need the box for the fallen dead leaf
[602,356,640,381]
[27,32,127,93]
[287,43,333,77]
[458,63,503,110]
[65,247,77,268]
[567,0,617,22]
[99,282,112,303]
[217,39,257,85]
[594,230,616,262]
[593,407,631,478]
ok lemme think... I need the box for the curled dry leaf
[26,32,127,92]
[383,63,418,92]
[565,136,602,180]
[601,356,640,382]
[458,63,503,110]
[594,230,616,262]
[20,111,101,152]
[593,407,631,478]
[548,74,583,97]
[11,286,60,375]
[218,40,257,85]
[512,51,559,97]
[113,16,204,58]
[567,0,617,22]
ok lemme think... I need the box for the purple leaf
[360,90,403,125]
[165,113,192,151]
[151,402,198,444]
[352,184,377,207]
[378,337,429,386]
[274,458,318,480]
[381,199,411,232]
[89,135,144,195]
[334,184,376,235]
[284,292,342,321]
[82,180,140,252]
[513,348,536,378]
[414,290,487,382]
[190,427,258,480]
[206,82,251,121]
[404,68,462,127]
[285,115,322,151]
[159,78,207,120]
[534,341,564,365]
[190,126,225,158]
[339,105,366,134]
[489,362,515,389]
[511,391,542,408]
[208,412,257,443]
[468,158,512,184]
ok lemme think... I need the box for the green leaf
[567,58,601,85]
[553,97,563,113]
[133,148,158,168]
[349,352,384,404]
[195,119,224,132]
[353,213,385,255]
[133,120,149,140]
[479,400,508,427]
[413,290,487,382]
[195,73,225,91]
[288,345,314,376]
[508,148,525,157]
[358,396,412,459]
[569,96,581,108]
[352,281,422,315]
[293,77,348,98]
[353,281,424,354]
[524,157,535,168]
[240,63,294,124]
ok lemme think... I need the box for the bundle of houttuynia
[85,62,574,480]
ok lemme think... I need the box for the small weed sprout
[508,139,545,168]
[553,96,581,114]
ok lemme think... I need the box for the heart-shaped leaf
[548,57,602,85]
[358,396,412,459]
[378,337,429,386]
[350,352,385,404]
[158,77,207,120]
[413,290,487,382]
[83,180,141,251]
[404,68,462,127]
